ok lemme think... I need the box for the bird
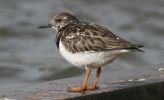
[39,12,144,93]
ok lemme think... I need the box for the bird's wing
[60,23,143,53]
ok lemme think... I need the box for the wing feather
[60,22,143,53]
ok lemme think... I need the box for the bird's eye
[56,19,62,22]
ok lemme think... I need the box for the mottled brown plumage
[56,21,143,53]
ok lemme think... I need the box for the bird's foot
[86,85,99,91]
[67,86,86,93]
[68,85,99,93]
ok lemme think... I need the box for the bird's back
[57,21,144,53]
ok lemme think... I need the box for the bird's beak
[38,24,53,28]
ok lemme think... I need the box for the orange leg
[68,65,91,93]
[87,67,101,91]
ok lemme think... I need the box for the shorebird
[39,12,144,93]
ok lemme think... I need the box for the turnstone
[39,12,144,93]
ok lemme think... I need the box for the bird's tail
[131,44,144,52]
[134,44,144,48]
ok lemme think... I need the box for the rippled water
[0,0,164,89]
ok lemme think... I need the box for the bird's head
[39,12,78,31]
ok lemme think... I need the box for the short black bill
[38,24,52,28]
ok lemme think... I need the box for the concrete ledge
[0,67,164,100]
[72,81,164,100]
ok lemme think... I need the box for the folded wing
[61,23,144,53]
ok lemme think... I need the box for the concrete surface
[0,65,164,100]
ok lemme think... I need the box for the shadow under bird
[39,12,144,93]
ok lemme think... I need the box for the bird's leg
[68,65,91,93]
[87,67,101,91]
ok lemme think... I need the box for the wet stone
[0,67,163,100]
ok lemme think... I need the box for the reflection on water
[0,0,164,89]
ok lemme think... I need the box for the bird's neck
[57,20,78,32]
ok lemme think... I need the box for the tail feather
[133,48,144,52]
[130,44,144,52]
[134,44,144,48]
[106,44,144,52]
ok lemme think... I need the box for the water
[0,0,164,89]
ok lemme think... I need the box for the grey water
[0,0,164,89]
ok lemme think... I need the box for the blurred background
[0,0,164,89]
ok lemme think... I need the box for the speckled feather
[56,21,143,53]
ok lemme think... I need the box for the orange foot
[68,85,99,93]
[86,85,99,91]
[68,86,86,93]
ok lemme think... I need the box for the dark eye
[56,19,62,22]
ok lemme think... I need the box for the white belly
[59,40,129,68]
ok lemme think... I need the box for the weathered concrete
[0,66,164,100]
